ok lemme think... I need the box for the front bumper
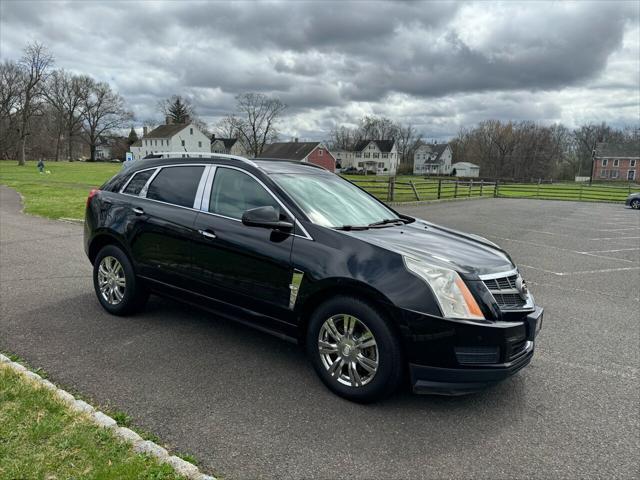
[403,306,543,395]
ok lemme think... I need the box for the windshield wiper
[334,225,370,231]
[368,218,406,227]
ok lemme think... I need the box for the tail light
[86,188,99,208]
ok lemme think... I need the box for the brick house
[257,140,336,172]
[592,141,640,182]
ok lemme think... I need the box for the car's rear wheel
[306,296,403,403]
[631,199,640,209]
[93,245,148,315]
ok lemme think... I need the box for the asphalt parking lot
[1,185,638,479]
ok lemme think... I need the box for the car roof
[127,156,327,175]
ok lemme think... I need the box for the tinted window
[123,169,155,195]
[209,168,280,219]
[146,166,205,207]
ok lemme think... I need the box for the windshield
[272,173,400,228]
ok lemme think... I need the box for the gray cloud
[1,0,638,140]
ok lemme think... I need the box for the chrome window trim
[203,164,313,241]
[193,165,213,210]
[119,166,158,195]
[200,165,217,212]
[139,167,161,197]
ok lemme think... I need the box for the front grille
[482,273,529,310]
[455,346,500,365]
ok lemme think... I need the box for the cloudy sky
[1,0,638,141]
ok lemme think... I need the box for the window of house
[631,159,637,167]
[611,170,619,179]
[628,170,636,180]
[190,128,193,135]
[373,153,379,158]
[123,169,155,195]
[600,169,608,178]
[358,162,363,167]
[198,141,202,148]
[382,153,388,158]
[356,152,362,158]
[602,159,608,166]
[613,159,619,167]
[181,140,185,146]
[209,167,280,220]
[364,153,370,158]
[378,162,384,168]
[318,149,323,156]
[146,166,205,207]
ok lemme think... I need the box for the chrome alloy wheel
[631,199,640,209]
[318,314,379,387]
[97,256,126,305]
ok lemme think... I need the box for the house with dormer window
[344,140,398,175]
[413,143,452,175]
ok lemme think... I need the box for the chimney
[211,133,216,140]
[165,115,172,125]
[294,137,298,143]
[143,126,148,136]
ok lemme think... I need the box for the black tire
[93,245,148,316]
[306,296,403,403]
[631,199,640,210]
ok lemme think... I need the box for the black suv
[85,154,543,402]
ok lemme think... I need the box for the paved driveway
[1,185,638,479]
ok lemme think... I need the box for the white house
[413,143,452,175]
[129,120,210,160]
[451,162,480,177]
[210,135,245,156]
[344,140,398,175]
[331,149,356,171]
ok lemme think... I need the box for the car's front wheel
[93,245,148,315]
[306,296,403,403]
[631,199,640,209]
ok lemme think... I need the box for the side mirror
[242,206,294,231]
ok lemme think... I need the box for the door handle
[132,207,144,215]
[199,229,217,240]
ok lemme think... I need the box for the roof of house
[416,143,450,163]
[257,142,321,161]
[211,137,239,149]
[144,123,190,139]
[452,162,479,169]
[594,141,640,158]
[353,140,395,152]
[131,140,142,147]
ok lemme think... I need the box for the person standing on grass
[37,158,45,173]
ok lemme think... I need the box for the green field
[0,363,184,480]
[0,161,120,220]
[1,161,637,221]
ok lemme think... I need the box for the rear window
[146,166,205,208]
[123,169,155,195]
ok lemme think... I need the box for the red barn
[257,140,336,172]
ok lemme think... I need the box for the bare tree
[15,42,54,165]
[226,93,286,157]
[0,60,23,117]
[44,70,86,160]
[396,123,422,166]
[80,78,132,161]
[215,115,242,139]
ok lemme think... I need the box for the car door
[191,165,295,321]
[126,164,207,287]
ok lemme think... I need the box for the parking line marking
[527,280,640,302]
[580,248,640,253]
[589,236,640,241]
[519,264,640,276]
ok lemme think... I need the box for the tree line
[450,121,638,181]
[0,42,132,164]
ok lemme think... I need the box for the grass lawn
[0,363,184,480]
[0,160,120,220]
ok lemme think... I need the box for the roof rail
[147,151,256,166]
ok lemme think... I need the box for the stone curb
[0,354,215,480]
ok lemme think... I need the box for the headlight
[404,256,485,320]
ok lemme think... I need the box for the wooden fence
[348,177,639,203]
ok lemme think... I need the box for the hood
[343,219,514,277]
